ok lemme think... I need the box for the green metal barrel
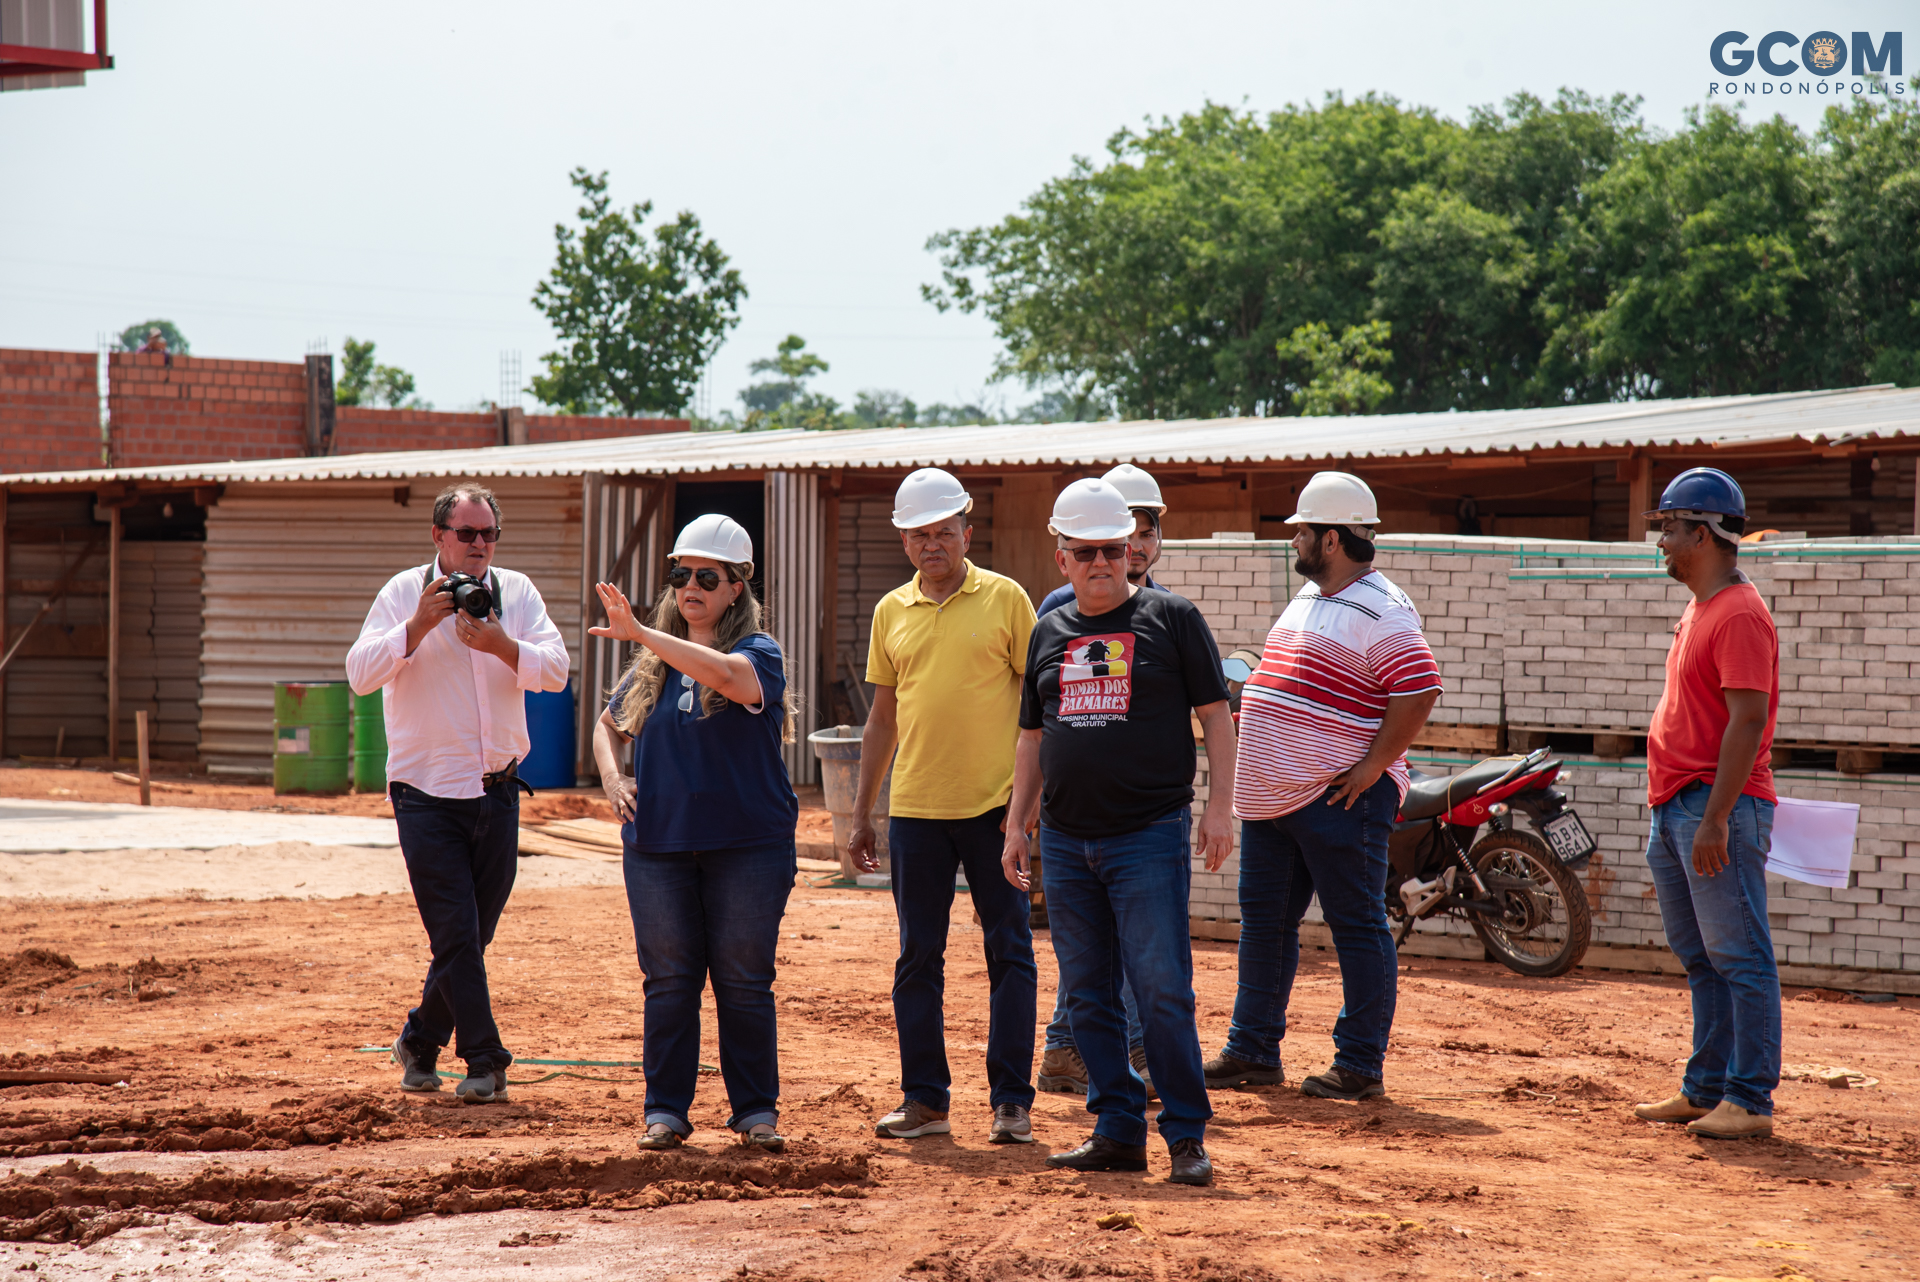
[273,681,350,796]
[351,688,387,794]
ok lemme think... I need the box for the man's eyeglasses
[677,673,696,714]
[437,525,501,544]
[1066,543,1129,564]
[668,565,731,591]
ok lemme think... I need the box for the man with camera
[347,482,571,1102]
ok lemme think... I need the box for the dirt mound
[522,794,616,825]
[0,1146,871,1245]
[1502,1075,1621,1101]
[796,1083,873,1113]
[0,950,78,989]
[0,1091,407,1157]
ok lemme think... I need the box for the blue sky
[2,1,1909,417]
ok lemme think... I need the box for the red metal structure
[0,0,112,83]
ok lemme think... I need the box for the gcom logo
[1708,30,1906,97]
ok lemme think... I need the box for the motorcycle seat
[1398,756,1529,821]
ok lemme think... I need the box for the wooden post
[107,505,121,762]
[1618,454,1653,542]
[1629,458,1653,542]
[135,710,151,806]
[822,475,841,723]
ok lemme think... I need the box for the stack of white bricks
[1161,533,1920,747]
[1158,534,1920,982]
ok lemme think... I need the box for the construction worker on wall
[848,468,1042,1146]
[1632,468,1782,1140]
[1210,471,1441,1101]
[1003,478,1236,1187]
[1035,464,1167,1097]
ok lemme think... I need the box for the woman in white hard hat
[589,513,800,1154]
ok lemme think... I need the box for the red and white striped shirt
[1235,569,1442,820]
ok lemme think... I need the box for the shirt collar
[909,559,980,605]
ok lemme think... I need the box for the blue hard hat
[1645,467,1747,538]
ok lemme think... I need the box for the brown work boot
[1687,1101,1773,1140]
[1037,1046,1090,1095]
[1633,1092,1711,1123]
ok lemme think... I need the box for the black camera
[443,572,494,619]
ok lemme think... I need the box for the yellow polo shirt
[866,560,1036,819]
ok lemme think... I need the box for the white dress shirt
[346,558,572,799]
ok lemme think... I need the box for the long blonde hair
[609,562,795,743]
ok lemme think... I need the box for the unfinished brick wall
[334,407,497,454]
[333,410,690,455]
[526,414,689,442]
[108,353,306,466]
[0,348,101,473]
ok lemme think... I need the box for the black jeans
[888,806,1037,1112]
[391,779,519,1074]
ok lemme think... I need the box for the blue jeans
[625,839,795,1135]
[392,779,520,1075]
[1044,976,1143,1053]
[1646,784,1780,1115]
[889,807,1037,1112]
[1223,775,1399,1080]
[1041,810,1210,1148]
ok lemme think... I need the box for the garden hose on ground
[352,1047,717,1085]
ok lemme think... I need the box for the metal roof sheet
[7,384,1919,487]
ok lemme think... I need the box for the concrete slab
[0,798,400,853]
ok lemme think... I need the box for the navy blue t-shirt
[1038,573,1164,618]
[610,632,799,854]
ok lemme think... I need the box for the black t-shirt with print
[1019,586,1229,839]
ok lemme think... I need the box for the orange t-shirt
[1646,580,1779,807]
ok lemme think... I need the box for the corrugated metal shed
[6,385,1920,487]
[198,478,582,773]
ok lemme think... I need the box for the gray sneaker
[454,1067,509,1103]
[988,1103,1034,1145]
[392,1036,441,1092]
[875,1099,951,1138]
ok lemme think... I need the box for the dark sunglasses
[1067,543,1128,564]
[668,565,733,591]
[437,525,501,544]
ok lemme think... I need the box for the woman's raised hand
[589,581,644,642]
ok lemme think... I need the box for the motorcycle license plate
[1541,811,1597,864]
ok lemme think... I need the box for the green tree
[925,96,1459,419]
[1276,321,1394,415]
[531,168,746,415]
[1544,106,1828,399]
[739,335,846,430]
[117,319,190,355]
[1814,88,1920,387]
[336,336,427,409]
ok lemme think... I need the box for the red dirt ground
[0,771,1915,1278]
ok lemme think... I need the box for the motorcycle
[1221,651,1595,979]
[1389,748,1594,977]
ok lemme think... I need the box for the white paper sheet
[1769,796,1859,889]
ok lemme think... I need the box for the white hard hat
[1101,463,1166,513]
[1048,478,1136,541]
[1286,471,1379,535]
[891,467,973,529]
[671,513,754,567]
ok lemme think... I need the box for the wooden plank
[108,506,121,761]
[542,817,624,849]
[514,827,620,862]
[0,1069,131,1086]
[1409,722,1501,753]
